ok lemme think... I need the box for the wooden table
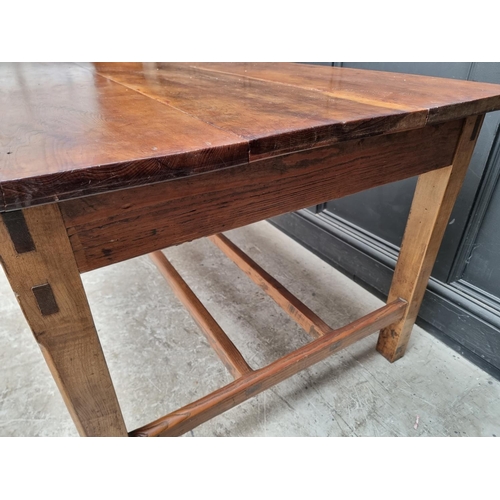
[2,63,500,437]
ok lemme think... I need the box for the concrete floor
[1,221,499,437]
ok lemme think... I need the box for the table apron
[59,119,464,273]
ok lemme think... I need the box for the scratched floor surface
[1,221,499,437]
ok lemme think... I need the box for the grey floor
[1,221,499,437]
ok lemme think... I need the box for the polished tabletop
[2,62,500,212]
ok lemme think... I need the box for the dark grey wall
[272,62,500,378]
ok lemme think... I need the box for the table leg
[0,204,127,436]
[377,115,483,362]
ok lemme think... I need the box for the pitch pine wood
[130,299,407,437]
[2,63,499,437]
[2,63,500,210]
[0,63,246,211]
[209,233,331,338]
[149,251,252,379]
[61,120,462,272]
[0,204,127,436]
[187,63,500,124]
[92,63,427,160]
[377,115,484,362]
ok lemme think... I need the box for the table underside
[0,114,484,435]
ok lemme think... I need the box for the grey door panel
[281,62,500,377]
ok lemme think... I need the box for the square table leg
[0,204,127,436]
[377,115,483,362]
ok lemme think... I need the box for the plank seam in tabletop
[3,63,500,211]
[78,66,249,142]
[89,64,419,129]
[89,63,500,162]
[185,64,426,113]
[184,63,500,125]
[89,63,430,160]
[0,63,249,212]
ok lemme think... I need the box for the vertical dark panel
[452,62,500,299]
[469,62,500,84]
[274,62,500,376]
[322,62,489,282]
[460,132,500,299]
[462,182,500,299]
[324,177,415,248]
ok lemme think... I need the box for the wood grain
[130,299,407,437]
[1,211,36,253]
[150,251,252,379]
[60,119,463,272]
[2,62,498,438]
[209,233,331,338]
[0,204,127,436]
[3,63,500,210]
[377,115,484,361]
[92,62,428,159]
[186,63,500,124]
[0,62,246,211]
